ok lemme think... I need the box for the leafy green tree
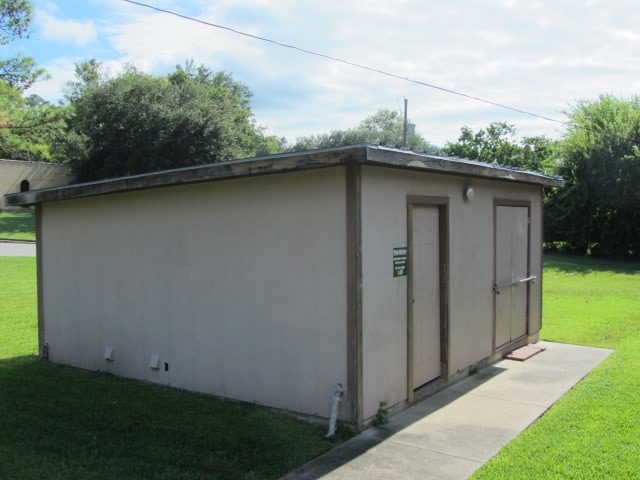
[546,95,640,257]
[0,0,30,42]
[0,80,67,161]
[64,61,269,182]
[520,135,559,173]
[443,122,559,173]
[0,0,63,161]
[256,134,288,156]
[63,59,102,102]
[289,108,438,153]
[0,0,46,90]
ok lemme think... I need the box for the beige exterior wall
[39,168,348,418]
[1,159,69,210]
[35,158,547,425]
[360,166,543,420]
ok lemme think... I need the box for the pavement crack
[387,439,483,464]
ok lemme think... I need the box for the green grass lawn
[0,256,351,480]
[3,253,639,478]
[472,253,640,479]
[0,212,36,242]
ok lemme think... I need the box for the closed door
[410,205,441,389]
[495,205,529,348]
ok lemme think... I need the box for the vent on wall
[104,346,114,361]
[149,354,160,369]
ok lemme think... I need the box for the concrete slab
[282,341,612,480]
[388,393,547,463]
[447,362,595,407]
[318,438,481,480]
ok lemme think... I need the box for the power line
[123,0,568,125]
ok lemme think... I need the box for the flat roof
[4,144,563,207]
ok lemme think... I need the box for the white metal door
[411,205,441,389]
[495,206,529,348]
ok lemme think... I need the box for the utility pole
[402,97,408,149]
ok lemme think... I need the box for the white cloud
[610,30,640,42]
[27,0,640,146]
[38,11,97,45]
[24,57,78,101]
[107,7,264,73]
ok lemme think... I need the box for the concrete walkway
[283,341,612,480]
[0,240,36,256]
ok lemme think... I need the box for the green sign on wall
[393,247,407,277]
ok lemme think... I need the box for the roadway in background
[0,241,36,256]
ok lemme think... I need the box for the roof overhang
[4,145,564,207]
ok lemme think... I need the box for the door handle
[494,276,537,294]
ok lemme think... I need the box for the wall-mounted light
[464,186,475,201]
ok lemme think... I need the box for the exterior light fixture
[464,186,475,200]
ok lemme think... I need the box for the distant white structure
[0,159,70,211]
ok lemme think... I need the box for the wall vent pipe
[103,346,114,361]
[326,383,344,438]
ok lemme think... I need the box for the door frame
[492,199,532,351]
[406,195,449,403]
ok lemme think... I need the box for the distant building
[0,159,70,211]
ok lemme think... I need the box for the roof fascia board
[5,144,563,207]
[5,146,367,207]
[364,146,563,188]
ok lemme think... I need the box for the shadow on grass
[0,213,35,240]
[0,356,350,480]
[544,252,640,276]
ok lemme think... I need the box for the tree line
[442,101,640,259]
[1,1,638,258]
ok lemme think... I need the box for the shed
[5,145,563,429]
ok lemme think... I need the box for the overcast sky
[6,0,640,146]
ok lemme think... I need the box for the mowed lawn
[0,257,351,480]
[2,252,639,478]
[0,212,36,242]
[473,253,640,479]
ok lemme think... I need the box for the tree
[289,108,439,153]
[255,134,288,156]
[0,80,67,161]
[0,0,46,90]
[443,122,559,173]
[64,58,102,102]
[0,0,63,161]
[64,61,269,182]
[0,0,30,42]
[545,95,640,257]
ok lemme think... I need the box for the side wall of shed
[360,166,543,420]
[39,168,348,418]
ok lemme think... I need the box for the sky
[4,0,640,147]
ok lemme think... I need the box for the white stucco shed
[5,145,562,429]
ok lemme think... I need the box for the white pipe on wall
[326,383,344,437]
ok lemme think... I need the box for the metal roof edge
[363,145,564,188]
[4,144,563,207]
[4,146,367,207]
